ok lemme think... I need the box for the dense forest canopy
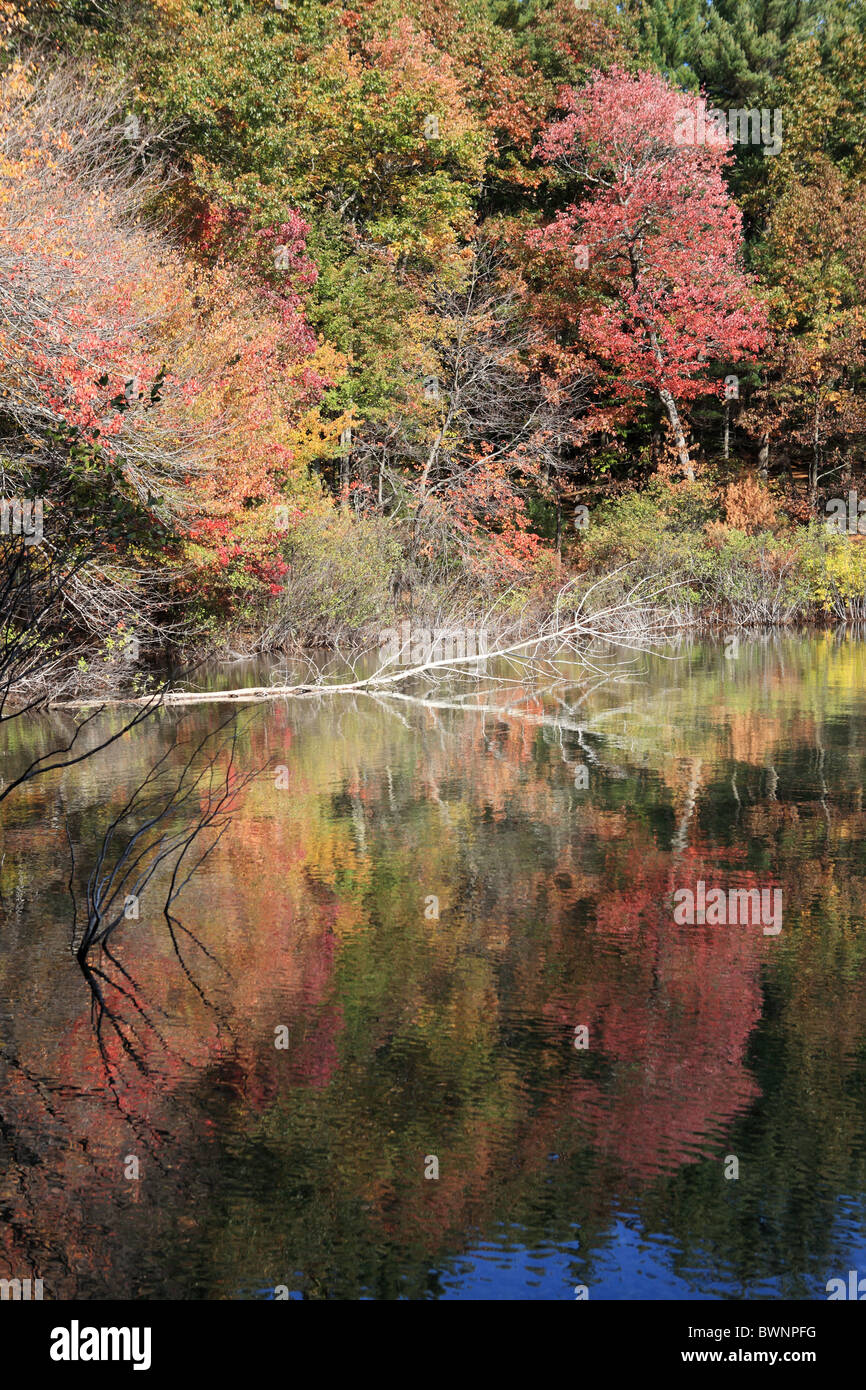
[1,0,864,690]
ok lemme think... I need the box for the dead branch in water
[50,570,689,709]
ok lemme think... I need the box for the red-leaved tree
[529,67,769,477]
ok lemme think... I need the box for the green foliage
[627,0,819,106]
[697,0,811,107]
[799,522,866,618]
[577,486,866,623]
[281,512,404,637]
[626,0,711,90]
[123,1,490,424]
[579,479,721,570]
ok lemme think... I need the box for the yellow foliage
[807,534,866,611]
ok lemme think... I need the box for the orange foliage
[722,476,778,532]
[0,64,346,608]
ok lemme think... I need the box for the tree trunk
[810,398,821,510]
[651,427,662,469]
[554,433,562,562]
[646,320,693,480]
[659,386,694,480]
[723,400,730,460]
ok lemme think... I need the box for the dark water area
[2,633,866,1299]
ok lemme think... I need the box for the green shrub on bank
[278,512,404,642]
[577,483,866,625]
[799,523,866,621]
[579,479,720,573]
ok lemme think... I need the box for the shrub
[273,512,404,645]
[799,523,866,620]
[578,478,720,573]
[722,477,778,532]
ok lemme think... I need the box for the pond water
[2,633,866,1300]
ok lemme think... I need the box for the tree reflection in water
[2,636,866,1298]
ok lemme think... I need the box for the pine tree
[628,0,712,90]
[627,0,832,107]
[697,0,811,107]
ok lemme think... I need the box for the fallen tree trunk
[48,570,687,710]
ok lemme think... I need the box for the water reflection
[2,634,866,1299]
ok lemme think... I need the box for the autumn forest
[2,0,866,1327]
[1,0,865,683]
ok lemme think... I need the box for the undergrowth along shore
[34,485,866,706]
[183,480,866,657]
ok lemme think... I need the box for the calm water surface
[2,634,866,1299]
